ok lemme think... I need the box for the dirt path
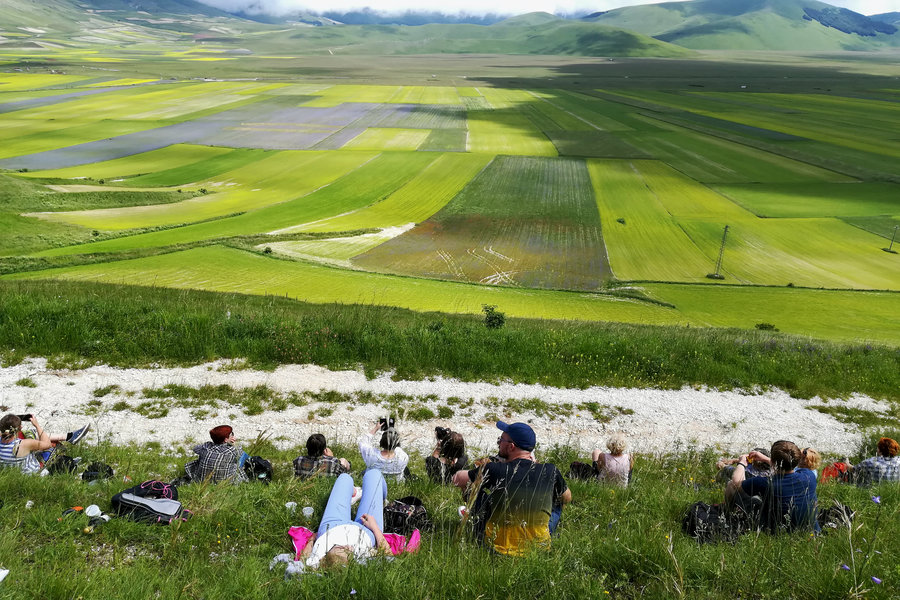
[0,358,886,458]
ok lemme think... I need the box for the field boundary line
[526,90,604,131]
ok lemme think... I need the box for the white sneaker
[350,486,362,505]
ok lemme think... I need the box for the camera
[435,426,451,441]
[17,414,32,422]
[379,417,396,431]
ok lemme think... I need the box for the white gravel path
[0,358,891,458]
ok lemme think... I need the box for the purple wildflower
[840,564,850,571]
[872,496,881,504]
[871,576,882,584]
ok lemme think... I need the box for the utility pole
[884,225,898,254]
[707,225,729,280]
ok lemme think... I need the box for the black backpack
[243,456,273,484]
[111,480,189,524]
[47,455,79,475]
[682,501,750,544]
[82,461,114,482]
[383,496,431,535]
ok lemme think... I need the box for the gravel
[0,358,889,459]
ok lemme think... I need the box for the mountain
[871,12,900,27]
[0,2,692,58]
[584,0,900,51]
[273,13,692,57]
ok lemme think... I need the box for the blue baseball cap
[496,421,536,451]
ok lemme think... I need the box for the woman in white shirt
[299,469,391,569]
[358,422,409,480]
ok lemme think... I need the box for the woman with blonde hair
[570,433,633,486]
[591,433,633,486]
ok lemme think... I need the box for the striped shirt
[0,439,41,475]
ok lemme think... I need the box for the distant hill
[0,3,692,58]
[585,0,900,51]
[871,12,900,27]
[274,13,692,57]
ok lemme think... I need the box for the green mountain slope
[587,0,900,51]
[272,14,692,57]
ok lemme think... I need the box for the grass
[1,280,899,401]
[0,436,897,599]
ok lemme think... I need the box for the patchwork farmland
[1,54,899,343]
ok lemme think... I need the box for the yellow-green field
[1,69,898,344]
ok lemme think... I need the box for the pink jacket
[288,526,421,559]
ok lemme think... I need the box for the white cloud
[197,0,900,17]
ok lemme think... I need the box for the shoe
[67,424,91,445]
[350,486,362,505]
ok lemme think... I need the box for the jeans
[317,469,387,545]
[549,503,562,536]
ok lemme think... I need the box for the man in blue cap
[453,421,571,556]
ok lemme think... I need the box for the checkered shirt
[854,456,900,486]
[293,455,348,479]
[185,442,247,484]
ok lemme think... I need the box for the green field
[0,54,898,344]
[356,155,609,290]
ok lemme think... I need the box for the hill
[871,12,900,27]
[0,2,692,57]
[271,13,692,57]
[585,0,900,51]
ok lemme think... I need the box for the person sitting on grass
[425,428,468,484]
[725,440,819,533]
[849,437,900,486]
[184,425,248,484]
[715,447,771,483]
[294,433,351,479]
[0,414,90,474]
[358,421,408,480]
[798,447,821,477]
[453,421,572,556]
[298,469,391,569]
[569,434,633,486]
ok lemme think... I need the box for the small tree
[482,304,505,329]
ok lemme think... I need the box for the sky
[197,0,900,17]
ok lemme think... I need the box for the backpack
[681,501,749,544]
[111,480,189,524]
[568,461,598,481]
[244,456,273,484]
[821,462,851,483]
[383,496,431,535]
[818,500,855,530]
[82,461,114,482]
[47,455,79,475]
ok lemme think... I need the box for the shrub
[755,323,778,331]
[482,304,505,329]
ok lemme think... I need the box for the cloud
[195,0,900,17]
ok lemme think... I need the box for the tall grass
[1,280,898,401]
[0,438,897,599]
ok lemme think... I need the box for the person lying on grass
[297,469,392,569]
[725,440,819,534]
[294,433,351,480]
[454,421,572,556]
[0,414,90,474]
[183,425,248,484]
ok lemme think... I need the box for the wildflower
[872,496,881,505]
[841,564,850,571]
[872,577,882,584]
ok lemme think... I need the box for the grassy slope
[589,0,900,51]
[2,279,899,399]
[1,437,898,600]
